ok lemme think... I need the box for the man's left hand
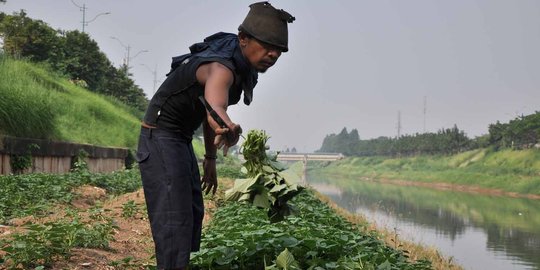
[201,158,218,195]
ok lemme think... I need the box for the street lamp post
[110,36,148,71]
[71,0,110,33]
[141,64,160,95]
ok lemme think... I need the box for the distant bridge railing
[276,152,344,162]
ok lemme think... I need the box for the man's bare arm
[196,62,235,131]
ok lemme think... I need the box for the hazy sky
[2,0,539,152]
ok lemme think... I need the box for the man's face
[240,34,283,73]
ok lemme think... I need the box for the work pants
[136,127,204,269]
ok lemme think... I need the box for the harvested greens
[225,130,303,222]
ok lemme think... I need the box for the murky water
[307,174,540,270]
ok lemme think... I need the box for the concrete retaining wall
[0,135,130,175]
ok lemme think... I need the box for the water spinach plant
[0,166,143,269]
[192,190,433,269]
[225,130,303,222]
[0,166,142,223]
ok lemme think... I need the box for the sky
[2,0,539,152]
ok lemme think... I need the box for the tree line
[0,10,148,112]
[319,111,539,157]
[489,112,540,149]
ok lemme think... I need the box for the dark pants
[136,127,204,269]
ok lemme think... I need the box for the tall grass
[311,148,540,195]
[0,56,209,154]
[0,56,57,138]
[0,56,141,147]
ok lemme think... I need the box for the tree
[62,30,110,91]
[0,11,148,112]
[102,65,148,111]
[0,10,63,62]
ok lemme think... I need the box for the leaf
[270,160,287,171]
[377,260,392,270]
[279,169,302,185]
[239,193,251,202]
[253,193,271,209]
[279,236,299,248]
[269,184,287,193]
[276,248,299,269]
[224,177,258,201]
[263,165,274,173]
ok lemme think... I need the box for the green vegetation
[0,160,440,269]
[320,126,471,156]
[0,10,148,111]
[319,112,539,157]
[192,190,432,269]
[0,56,141,147]
[225,130,303,222]
[121,200,141,218]
[1,212,117,269]
[489,112,540,149]
[0,166,141,223]
[311,148,540,195]
[0,163,142,269]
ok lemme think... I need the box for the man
[135,2,295,269]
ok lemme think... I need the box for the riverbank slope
[311,148,540,196]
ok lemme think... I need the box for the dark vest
[143,33,257,139]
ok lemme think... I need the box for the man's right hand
[214,123,242,156]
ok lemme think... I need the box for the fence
[0,135,131,175]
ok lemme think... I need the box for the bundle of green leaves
[225,130,303,222]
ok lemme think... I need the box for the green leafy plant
[0,166,141,223]
[0,213,116,269]
[10,143,40,173]
[225,130,303,222]
[121,200,139,218]
[192,190,433,269]
[72,149,89,173]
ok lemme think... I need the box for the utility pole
[111,36,148,72]
[423,96,427,133]
[71,0,110,33]
[397,110,402,138]
[141,64,159,95]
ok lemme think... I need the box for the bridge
[276,152,344,186]
[276,152,344,162]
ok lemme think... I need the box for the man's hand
[214,124,242,156]
[201,158,218,195]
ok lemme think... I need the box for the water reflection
[307,174,540,270]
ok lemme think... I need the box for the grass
[0,55,140,148]
[0,55,207,155]
[311,148,540,195]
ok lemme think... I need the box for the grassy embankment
[312,148,540,196]
[0,56,204,153]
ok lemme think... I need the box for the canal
[307,173,540,270]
